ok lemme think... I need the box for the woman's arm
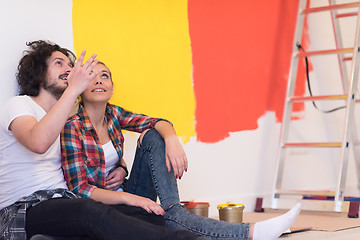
[91,188,165,215]
[154,120,188,179]
[116,106,166,133]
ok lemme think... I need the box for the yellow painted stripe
[72,0,195,142]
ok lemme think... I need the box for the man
[0,40,205,240]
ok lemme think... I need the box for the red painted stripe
[188,0,307,143]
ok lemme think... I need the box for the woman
[61,62,301,240]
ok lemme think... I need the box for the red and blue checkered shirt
[61,103,168,198]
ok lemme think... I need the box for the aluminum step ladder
[271,0,360,213]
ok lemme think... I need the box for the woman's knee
[139,128,164,147]
[139,129,151,146]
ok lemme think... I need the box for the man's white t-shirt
[0,96,68,209]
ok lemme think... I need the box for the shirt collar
[77,103,114,131]
[77,104,93,131]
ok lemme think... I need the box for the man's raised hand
[66,50,99,96]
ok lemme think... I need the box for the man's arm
[10,51,99,154]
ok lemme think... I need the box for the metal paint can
[181,201,210,217]
[217,202,245,223]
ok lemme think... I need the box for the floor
[280,227,360,240]
[242,205,360,240]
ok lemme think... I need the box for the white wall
[1,0,359,218]
[0,0,74,104]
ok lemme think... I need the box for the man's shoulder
[3,95,30,106]
[0,95,33,115]
[0,96,35,132]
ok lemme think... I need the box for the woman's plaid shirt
[61,103,168,198]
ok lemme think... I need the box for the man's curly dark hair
[16,40,76,96]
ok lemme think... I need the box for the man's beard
[43,81,67,100]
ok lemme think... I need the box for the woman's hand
[154,120,188,179]
[124,193,165,216]
[105,167,126,191]
[91,188,165,215]
[164,135,188,179]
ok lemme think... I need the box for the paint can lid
[181,201,210,209]
[217,202,244,210]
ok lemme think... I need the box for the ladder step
[275,190,336,197]
[297,48,353,57]
[337,12,358,18]
[290,94,347,102]
[302,2,359,14]
[283,142,342,148]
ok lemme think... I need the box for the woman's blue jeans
[126,129,251,240]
